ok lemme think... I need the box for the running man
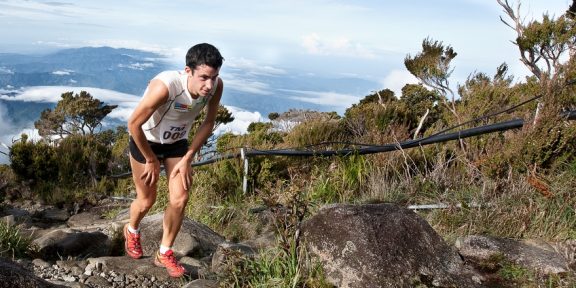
[124,43,224,277]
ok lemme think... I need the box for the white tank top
[141,71,218,144]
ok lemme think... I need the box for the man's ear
[184,66,193,75]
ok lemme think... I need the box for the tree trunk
[413,109,430,139]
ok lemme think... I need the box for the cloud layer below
[0,85,269,163]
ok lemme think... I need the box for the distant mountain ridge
[0,46,379,163]
[0,46,379,125]
[0,47,174,134]
[0,46,170,95]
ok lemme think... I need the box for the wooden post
[241,148,248,194]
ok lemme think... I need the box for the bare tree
[497,0,576,124]
[497,0,576,81]
[405,38,460,122]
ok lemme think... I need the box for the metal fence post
[241,148,248,194]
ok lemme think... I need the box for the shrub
[10,139,58,183]
[0,165,15,202]
[110,131,130,174]
[57,135,112,188]
[284,118,345,149]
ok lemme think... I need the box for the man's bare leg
[161,157,190,247]
[129,156,158,230]
[152,157,188,277]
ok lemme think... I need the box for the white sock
[159,245,171,254]
[127,225,140,234]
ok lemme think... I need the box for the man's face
[186,64,220,97]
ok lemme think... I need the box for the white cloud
[33,40,74,49]
[0,86,141,124]
[223,74,272,95]
[221,58,288,96]
[107,106,137,123]
[0,86,264,141]
[0,67,14,74]
[0,86,140,104]
[117,62,155,70]
[279,89,361,108]
[52,69,74,75]
[0,85,140,164]
[0,101,42,164]
[227,57,286,76]
[0,0,77,20]
[83,40,182,62]
[0,101,14,139]
[381,69,420,97]
[301,33,376,59]
[215,106,263,135]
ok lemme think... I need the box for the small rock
[2,214,16,226]
[32,258,51,269]
[71,266,83,275]
[114,274,124,282]
[85,275,110,287]
[182,279,220,288]
[63,275,76,282]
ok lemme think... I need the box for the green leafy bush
[10,139,58,183]
[284,119,345,148]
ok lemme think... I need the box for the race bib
[162,124,188,141]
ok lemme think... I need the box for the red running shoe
[123,224,142,259]
[154,249,186,278]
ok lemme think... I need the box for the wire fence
[110,110,576,181]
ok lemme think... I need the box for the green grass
[221,242,332,288]
[101,207,124,220]
[309,175,339,204]
[424,171,576,242]
[0,220,36,259]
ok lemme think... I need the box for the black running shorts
[129,136,188,164]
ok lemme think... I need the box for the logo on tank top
[174,98,208,112]
[174,102,192,112]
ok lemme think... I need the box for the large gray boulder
[301,203,482,288]
[33,229,111,260]
[456,235,571,274]
[67,211,107,228]
[33,207,70,223]
[139,213,226,258]
[0,257,65,288]
[85,256,195,282]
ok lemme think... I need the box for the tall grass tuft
[218,176,333,287]
[426,170,576,242]
[221,241,332,288]
[0,221,36,259]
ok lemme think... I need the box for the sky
[0,0,571,86]
[0,0,572,160]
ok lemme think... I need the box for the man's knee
[137,196,157,211]
[169,193,189,209]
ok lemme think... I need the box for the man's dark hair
[186,43,224,70]
[568,0,576,18]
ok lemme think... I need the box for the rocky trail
[1,199,574,287]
